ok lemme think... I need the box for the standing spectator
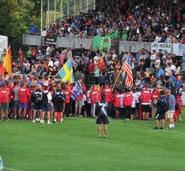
[167,90,176,129]
[26,47,32,64]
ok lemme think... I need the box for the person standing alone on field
[96,95,110,138]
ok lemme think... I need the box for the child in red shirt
[18,83,30,119]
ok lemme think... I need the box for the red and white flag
[122,61,133,88]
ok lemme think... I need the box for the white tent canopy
[0,35,8,60]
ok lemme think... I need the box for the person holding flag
[57,58,74,84]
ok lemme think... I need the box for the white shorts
[167,110,175,119]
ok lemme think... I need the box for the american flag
[122,61,133,88]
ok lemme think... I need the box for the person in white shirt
[41,28,47,37]
[81,93,87,117]
[134,88,141,119]
[48,59,54,67]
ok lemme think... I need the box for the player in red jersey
[113,90,121,119]
[123,88,133,120]
[18,82,30,119]
[91,85,101,117]
[0,82,11,120]
[64,85,71,118]
[140,85,152,120]
[103,84,113,104]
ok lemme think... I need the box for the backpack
[161,97,169,112]
[42,91,48,105]
[34,91,43,103]
[53,90,65,103]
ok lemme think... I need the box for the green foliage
[0,0,39,47]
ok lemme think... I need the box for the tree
[0,0,32,48]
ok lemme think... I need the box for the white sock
[169,124,172,128]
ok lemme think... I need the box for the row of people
[0,80,182,127]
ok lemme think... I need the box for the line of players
[0,81,182,128]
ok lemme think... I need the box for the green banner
[105,30,128,40]
[92,36,111,52]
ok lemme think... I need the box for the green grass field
[1,115,185,171]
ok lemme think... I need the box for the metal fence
[22,34,185,56]
[22,34,152,52]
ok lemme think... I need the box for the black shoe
[153,127,159,130]
[160,127,163,130]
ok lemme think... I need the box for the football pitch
[1,115,185,171]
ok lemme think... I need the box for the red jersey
[103,88,113,102]
[0,87,11,103]
[123,92,133,107]
[151,88,160,102]
[19,87,30,104]
[91,90,100,103]
[140,89,151,104]
[65,90,71,104]
[114,93,121,108]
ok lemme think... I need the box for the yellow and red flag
[2,47,12,76]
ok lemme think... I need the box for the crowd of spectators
[41,0,185,42]
[0,43,183,125]
[0,0,184,127]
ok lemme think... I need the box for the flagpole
[41,0,43,34]
[112,69,122,90]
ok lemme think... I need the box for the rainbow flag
[58,58,74,83]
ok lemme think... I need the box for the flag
[0,64,5,76]
[92,36,111,52]
[3,47,12,75]
[122,61,133,88]
[57,58,74,83]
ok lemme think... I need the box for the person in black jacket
[154,90,168,129]
[95,95,110,138]
[31,84,43,123]
[52,84,65,123]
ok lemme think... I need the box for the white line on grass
[4,167,25,171]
